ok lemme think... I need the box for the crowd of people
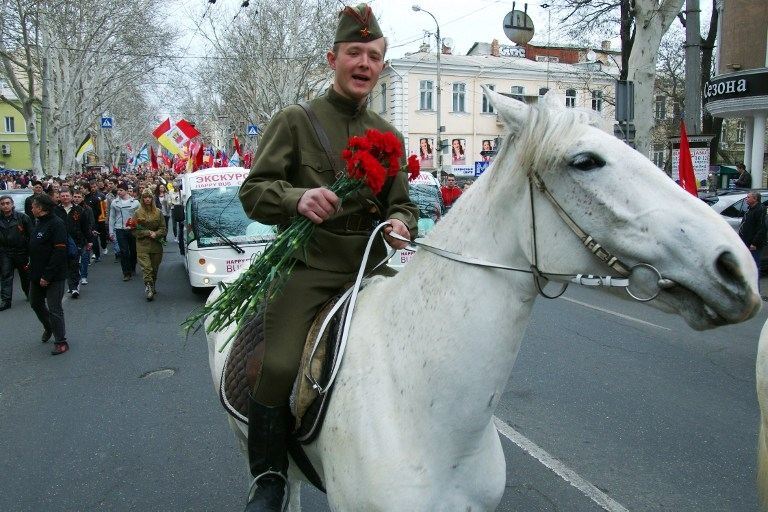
[0,166,182,356]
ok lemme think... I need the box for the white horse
[207,90,760,511]
[756,321,768,509]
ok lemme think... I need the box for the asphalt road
[0,247,764,511]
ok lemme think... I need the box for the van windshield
[190,186,275,248]
[409,182,444,236]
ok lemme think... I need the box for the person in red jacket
[440,173,462,210]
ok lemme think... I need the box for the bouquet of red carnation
[125,217,137,229]
[186,129,420,347]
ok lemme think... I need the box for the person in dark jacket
[84,181,107,261]
[28,194,69,355]
[24,181,45,218]
[0,195,32,310]
[738,190,766,272]
[735,163,752,188]
[73,190,95,285]
[54,188,91,298]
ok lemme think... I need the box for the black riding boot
[244,396,291,512]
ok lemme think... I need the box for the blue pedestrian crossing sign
[101,117,113,129]
[247,124,259,137]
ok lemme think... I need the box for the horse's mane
[502,101,606,177]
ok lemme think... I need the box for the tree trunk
[628,0,684,156]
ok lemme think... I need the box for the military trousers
[137,250,163,285]
[253,261,359,407]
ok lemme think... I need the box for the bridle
[307,171,679,395]
[389,170,677,303]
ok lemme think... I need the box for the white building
[374,41,617,181]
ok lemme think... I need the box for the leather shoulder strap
[298,101,340,176]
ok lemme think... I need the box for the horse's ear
[484,85,529,135]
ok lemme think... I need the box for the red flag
[195,143,204,170]
[150,146,158,171]
[678,121,698,196]
[243,152,252,169]
[233,135,242,157]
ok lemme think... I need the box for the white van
[180,167,276,288]
[388,171,444,269]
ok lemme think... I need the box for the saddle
[219,293,351,442]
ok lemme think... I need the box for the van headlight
[206,263,216,274]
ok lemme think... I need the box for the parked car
[703,189,768,229]
[704,189,768,273]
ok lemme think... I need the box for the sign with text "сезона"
[703,70,768,104]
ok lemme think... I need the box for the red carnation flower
[407,155,420,181]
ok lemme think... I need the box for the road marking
[494,417,631,512]
[562,297,670,331]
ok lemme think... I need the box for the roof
[389,51,592,76]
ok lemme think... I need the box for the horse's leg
[756,319,768,510]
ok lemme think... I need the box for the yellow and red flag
[152,118,200,156]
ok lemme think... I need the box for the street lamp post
[413,5,442,183]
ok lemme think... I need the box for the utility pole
[684,0,702,134]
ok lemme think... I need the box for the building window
[735,120,745,144]
[380,83,387,114]
[654,95,666,120]
[538,87,549,103]
[565,89,576,108]
[452,82,466,112]
[591,90,603,112]
[419,80,433,111]
[652,145,665,169]
[482,84,495,113]
[4,117,14,133]
[511,85,525,102]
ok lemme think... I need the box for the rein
[390,171,676,303]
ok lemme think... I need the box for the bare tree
[40,0,176,174]
[550,0,684,156]
[183,0,337,154]
[0,0,43,173]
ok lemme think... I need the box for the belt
[321,213,379,233]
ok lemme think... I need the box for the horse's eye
[570,153,605,171]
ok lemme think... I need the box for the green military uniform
[239,5,417,510]
[239,86,418,405]
[134,200,166,288]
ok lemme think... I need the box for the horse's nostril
[715,250,741,283]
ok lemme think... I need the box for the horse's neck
[368,171,537,428]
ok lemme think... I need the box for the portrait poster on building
[451,138,467,165]
[480,139,495,163]
[417,137,435,168]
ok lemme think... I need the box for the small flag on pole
[678,120,698,197]
[75,135,94,163]
[150,146,158,171]
[152,118,200,156]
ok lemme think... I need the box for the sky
[173,0,713,61]
[367,0,555,58]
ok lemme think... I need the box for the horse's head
[486,88,760,330]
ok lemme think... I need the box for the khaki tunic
[134,209,166,254]
[239,87,418,273]
[239,87,419,405]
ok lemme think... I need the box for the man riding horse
[238,4,418,510]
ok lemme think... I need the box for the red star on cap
[360,27,370,38]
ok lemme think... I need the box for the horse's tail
[756,320,768,509]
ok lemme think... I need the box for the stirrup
[246,471,289,511]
